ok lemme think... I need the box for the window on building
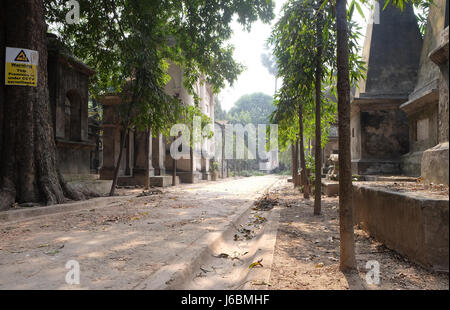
[416,118,429,142]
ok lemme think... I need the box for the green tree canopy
[44,0,275,134]
[228,92,275,125]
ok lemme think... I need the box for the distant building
[100,63,215,186]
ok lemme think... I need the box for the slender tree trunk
[291,143,297,185]
[336,0,356,271]
[172,157,177,186]
[109,127,129,196]
[190,146,194,175]
[173,135,179,186]
[144,128,150,190]
[293,139,299,187]
[298,103,310,199]
[221,130,225,178]
[0,0,82,210]
[314,5,324,215]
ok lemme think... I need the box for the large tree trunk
[314,4,323,215]
[0,0,82,211]
[298,102,310,199]
[336,0,356,271]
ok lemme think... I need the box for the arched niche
[65,89,82,141]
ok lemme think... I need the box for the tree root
[0,189,15,211]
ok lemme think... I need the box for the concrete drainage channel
[139,178,283,290]
[0,196,131,223]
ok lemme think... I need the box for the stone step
[150,175,179,187]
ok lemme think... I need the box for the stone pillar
[152,133,166,175]
[99,96,121,180]
[133,129,154,185]
[351,3,422,175]
[99,126,116,179]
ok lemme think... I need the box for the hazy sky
[218,0,369,111]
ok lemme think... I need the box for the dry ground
[0,176,280,289]
[268,182,449,290]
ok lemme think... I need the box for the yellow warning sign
[5,47,38,87]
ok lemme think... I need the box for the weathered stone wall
[360,109,409,159]
[437,47,449,144]
[47,38,95,177]
[350,106,361,160]
[411,0,446,99]
[422,23,449,185]
[353,184,449,272]
[351,3,421,175]
[400,0,448,178]
[352,103,410,175]
[56,142,91,175]
[406,104,439,154]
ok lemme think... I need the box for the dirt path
[268,182,449,290]
[0,175,280,289]
[179,178,285,290]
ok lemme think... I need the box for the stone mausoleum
[100,63,215,187]
[47,34,111,193]
[400,0,449,185]
[351,2,449,272]
[351,3,422,176]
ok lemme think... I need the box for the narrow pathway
[0,176,280,289]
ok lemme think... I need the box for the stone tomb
[47,34,111,194]
[421,11,449,185]
[400,0,448,182]
[99,95,167,187]
[351,3,422,175]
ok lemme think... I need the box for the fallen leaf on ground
[213,253,229,259]
[251,280,271,286]
[249,259,264,269]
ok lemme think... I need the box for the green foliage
[44,0,275,134]
[209,161,219,173]
[268,0,365,152]
[184,105,214,147]
[228,93,275,125]
[305,153,315,174]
